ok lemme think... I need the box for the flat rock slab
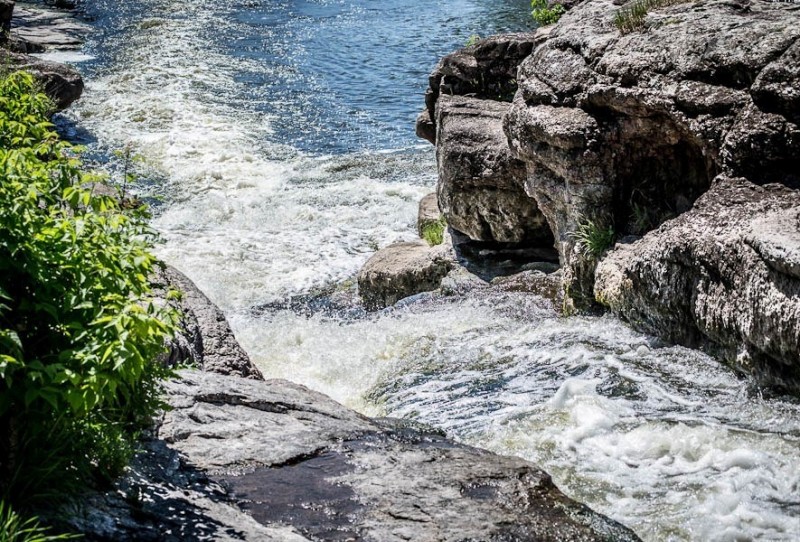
[170,371,640,541]
[11,3,91,49]
[62,370,641,540]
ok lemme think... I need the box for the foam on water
[63,0,800,539]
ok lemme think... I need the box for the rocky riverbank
[6,3,645,539]
[395,0,800,393]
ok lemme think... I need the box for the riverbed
[57,0,800,539]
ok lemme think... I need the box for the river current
[52,0,800,539]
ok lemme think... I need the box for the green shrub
[421,217,447,246]
[0,501,76,542]
[465,34,481,47]
[0,71,177,506]
[571,219,615,258]
[531,0,566,26]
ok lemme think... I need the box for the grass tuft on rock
[571,219,615,258]
[613,0,691,34]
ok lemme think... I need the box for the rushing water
[55,0,800,539]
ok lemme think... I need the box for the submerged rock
[596,177,800,392]
[62,370,642,541]
[357,240,455,310]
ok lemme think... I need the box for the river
[53,0,800,539]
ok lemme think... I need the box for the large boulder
[59,370,641,541]
[357,240,454,310]
[504,0,800,304]
[435,95,553,245]
[595,176,800,392]
[154,266,263,380]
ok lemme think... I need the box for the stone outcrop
[357,240,455,310]
[417,32,543,144]
[154,266,263,380]
[415,0,800,387]
[435,95,552,245]
[61,370,641,541]
[504,0,800,302]
[596,177,800,392]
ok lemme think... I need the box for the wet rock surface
[357,240,455,310]
[62,370,642,541]
[596,177,800,392]
[154,266,263,380]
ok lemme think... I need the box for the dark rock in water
[60,370,642,541]
[153,266,263,380]
[436,95,554,246]
[451,228,560,281]
[357,240,455,310]
[503,0,800,304]
[596,176,800,393]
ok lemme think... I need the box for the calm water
[56,0,800,539]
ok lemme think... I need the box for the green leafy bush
[531,0,566,26]
[0,71,177,506]
[571,219,615,258]
[421,217,447,246]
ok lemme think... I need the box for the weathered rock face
[596,177,800,392]
[436,95,553,245]
[504,0,800,302]
[357,240,455,310]
[62,370,641,541]
[417,33,542,144]
[154,266,263,380]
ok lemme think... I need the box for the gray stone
[595,176,800,392]
[357,240,455,310]
[436,95,552,245]
[153,266,263,380]
[10,3,90,50]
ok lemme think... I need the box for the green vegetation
[613,0,690,34]
[0,70,177,516]
[0,502,76,542]
[421,217,447,246]
[465,34,481,47]
[531,0,566,26]
[571,219,615,258]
